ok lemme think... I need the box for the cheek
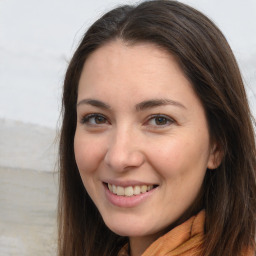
[74,131,106,174]
[147,138,184,172]
[147,135,209,180]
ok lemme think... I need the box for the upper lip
[103,179,158,187]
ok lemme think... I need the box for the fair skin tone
[74,40,220,256]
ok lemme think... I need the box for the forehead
[76,40,207,131]
[83,40,173,73]
[78,40,191,96]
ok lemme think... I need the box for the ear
[207,143,223,170]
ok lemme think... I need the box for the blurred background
[0,0,255,255]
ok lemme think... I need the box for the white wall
[0,1,255,255]
[0,0,256,129]
[1,0,255,172]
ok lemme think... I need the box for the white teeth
[141,185,147,193]
[147,185,153,191]
[112,184,117,194]
[133,186,141,195]
[107,183,155,196]
[124,186,133,196]
[116,186,125,196]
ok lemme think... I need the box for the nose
[104,128,145,172]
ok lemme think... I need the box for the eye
[146,114,174,127]
[81,113,109,125]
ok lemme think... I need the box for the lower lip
[104,184,157,208]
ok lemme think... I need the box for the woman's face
[74,40,218,240]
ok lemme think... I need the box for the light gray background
[0,0,255,255]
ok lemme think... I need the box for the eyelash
[80,113,175,127]
[80,113,109,125]
[146,114,174,127]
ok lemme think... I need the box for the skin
[74,40,220,256]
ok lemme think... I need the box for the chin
[104,219,157,238]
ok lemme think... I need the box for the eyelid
[145,114,175,127]
[79,113,175,128]
[80,113,110,125]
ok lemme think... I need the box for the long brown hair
[58,1,256,255]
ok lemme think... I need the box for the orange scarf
[118,210,254,256]
[118,210,205,256]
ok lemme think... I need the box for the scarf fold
[118,210,205,256]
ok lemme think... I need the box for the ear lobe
[207,143,223,170]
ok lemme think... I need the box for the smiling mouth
[106,183,158,197]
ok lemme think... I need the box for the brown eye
[81,114,108,125]
[94,115,107,124]
[147,115,174,127]
[155,116,168,125]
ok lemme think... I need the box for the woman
[58,1,256,255]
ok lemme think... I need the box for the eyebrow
[76,98,186,111]
[135,99,186,111]
[77,99,111,109]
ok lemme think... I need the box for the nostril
[104,148,145,172]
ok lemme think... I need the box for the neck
[129,231,163,256]
[128,207,203,256]
[129,237,152,256]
